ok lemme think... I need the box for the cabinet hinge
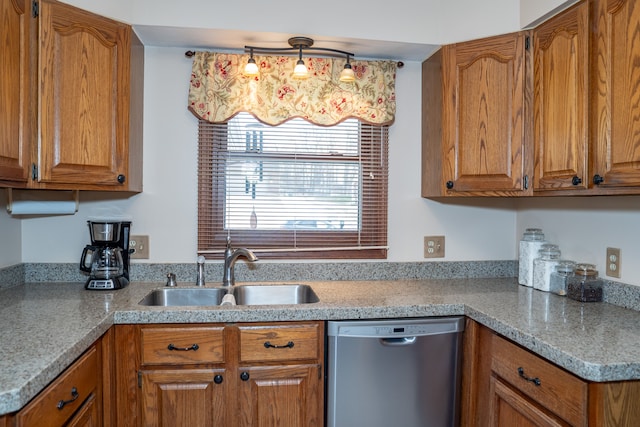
[525,36,530,51]
[31,163,38,180]
[138,371,142,388]
[32,0,38,18]
[318,364,322,380]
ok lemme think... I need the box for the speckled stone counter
[2,278,640,415]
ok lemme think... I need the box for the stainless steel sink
[139,287,228,306]
[139,284,319,306]
[233,284,319,305]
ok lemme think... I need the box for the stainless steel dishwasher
[327,317,465,427]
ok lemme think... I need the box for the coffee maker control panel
[86,279,122,290]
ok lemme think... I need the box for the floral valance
[188,51,396,126]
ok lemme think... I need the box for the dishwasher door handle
[379,337,417,346]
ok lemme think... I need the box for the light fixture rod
[244,36,354,58]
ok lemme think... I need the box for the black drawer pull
[167,343,199,351]
[517,367,541,386]
[264,341,294,349]
[57,387,79,410]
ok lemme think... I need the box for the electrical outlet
[606,247,621,278]
[424,236,445,258]
[130,235,149,259]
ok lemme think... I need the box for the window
[197,113,388,259]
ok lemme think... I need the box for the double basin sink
[139,284,319,307]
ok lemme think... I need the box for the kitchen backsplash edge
[1,261,638,312]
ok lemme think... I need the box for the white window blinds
[197,112,388,259]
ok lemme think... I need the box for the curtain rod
[184,50,405,68]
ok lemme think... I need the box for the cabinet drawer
[16,346,99,427]
[239,323,320,363]
[491,333,587,426]
[141,326,225,365]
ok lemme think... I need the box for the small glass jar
[518,228,546,287]
[532,244,561,292]
[549,260,576,296]
[567,264,603,302]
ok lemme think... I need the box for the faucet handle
[166,273,177,287]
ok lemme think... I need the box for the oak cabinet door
[36,0,136,189]
[533,1,589,192]
[592,0,640,189]
[0,0,31,185]
[489,377,566,427]
[237,364,323,427]
[442,32,530,195]
[139,369,228,427]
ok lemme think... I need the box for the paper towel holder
[6,188,80,215]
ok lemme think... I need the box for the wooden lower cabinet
[237,364,323,427]
[116,321,324,427]
[1,335,106,427]
[462,318,640,426]
[139,368,228,426]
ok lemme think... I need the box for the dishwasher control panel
[327,317,464,339]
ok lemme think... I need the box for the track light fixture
[244,36,356,82]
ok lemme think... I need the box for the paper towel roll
[220,293,236,306]
[8,200,78,215]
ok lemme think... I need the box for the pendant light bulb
[292,46,309,79]
[244,50,259,76]
[340,57,355,82]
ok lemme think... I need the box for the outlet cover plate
[424,236,445,258]
[606,247,621,278]
[130,235,149,259]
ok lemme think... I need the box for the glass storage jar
[518,228,546,287]
[567,264,603,302]
[532,244,561,292]
[549,260,576,296]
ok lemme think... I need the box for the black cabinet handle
[214,374,223,384]
[446,181,454,189]
[117,174,126,184]
[240,371,250,381]
[264,341,294,349]
[167,343,199,351]
[593,174,604,185]
[572,175,582,186]
[57,387,79,410]
[517,367,541,386]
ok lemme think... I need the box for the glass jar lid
[555,260,576,274]
[537,243,561,259]
[574,263,598,276]
[522,228,545,241]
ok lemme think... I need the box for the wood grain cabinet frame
[115,321,324,427]
[462,318,640,427]
[0,0,143,191]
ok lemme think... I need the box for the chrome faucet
[222,242,258,287]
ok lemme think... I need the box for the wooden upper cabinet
[36,0,142,191]
[0,0,143,191]
[533,1,590,192]
[0,0,32,185]
[422,32,532,197]
[591,0,640,190]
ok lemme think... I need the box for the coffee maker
[80,220,132,290]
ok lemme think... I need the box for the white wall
[0,190,21,268]
[5,0,639,288]
[62,0,520,46]
[8,47,518,265]
[516,197,640,287]
[520,0,580,28]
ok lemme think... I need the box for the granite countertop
[2,277,640,415]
